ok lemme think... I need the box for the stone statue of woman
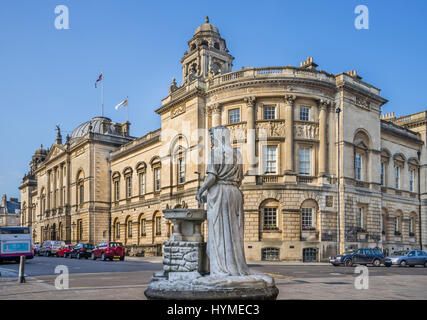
[196,126,251,277]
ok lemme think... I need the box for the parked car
[70,243,95,259]
[329,248,384,267]
[91,242,125,261]
[384,250,427,267]
[391,250,408,257]
[38,240,66,257]
[57,245,74,258]
[33,244,40,256]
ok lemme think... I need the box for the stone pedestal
[144,208,278,300]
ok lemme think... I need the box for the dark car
[384,250,427,267]
[329,248,384,267]
[70,243,95,259]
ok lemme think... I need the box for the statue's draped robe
[206,146,251,276]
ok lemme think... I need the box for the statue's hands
[196,189,207,206]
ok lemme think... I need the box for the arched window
[353,130,370,182]
[136,162,147,196]
[124,216,132,242]
[140,215,147,237]
[150,157,162,193]
[259,199,280,231]
[153,212,162,236]
[123,167,133,199]
[76,170,85,206]
[300,199,319,231]
[393,154,406,190]
[112,172,121,202]
[394,210,403,237]
[113,218,120,240]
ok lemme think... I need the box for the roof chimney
[299,57,318,70]
[1,194,6,208]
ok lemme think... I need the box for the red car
[57,245,74,258]
[91,242,125,261]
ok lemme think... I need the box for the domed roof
[34,145,48,155]
[194,16,219,36]
[70,116,120,141]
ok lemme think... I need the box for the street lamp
[336,105,342,255]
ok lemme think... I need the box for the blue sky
[0,0,426,199]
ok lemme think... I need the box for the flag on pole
[114,99,128,110]
[95,73,103,88]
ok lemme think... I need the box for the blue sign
[3,242,29,252]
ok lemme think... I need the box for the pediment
[45,144,66,162]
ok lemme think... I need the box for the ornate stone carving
[170,103,186,119]
[227,123,247,140]
[355,96,370,110]
[294,123,319,139]
[244,96,256,107]
[207,103,222,115]
[319,99,336,109]
[256,121,285,137]
[284,94,296,105]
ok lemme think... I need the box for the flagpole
[126,96,129,123]
[101,70,104,117]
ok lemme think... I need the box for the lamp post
[336,105,342,255]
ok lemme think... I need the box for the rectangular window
[126,177,132,198]
[263,146,277,174]
[141,219,146,236]
[409,219,413,233]
[154,168,161,192]
[380,162,385,186]
[178,157,185,184]
[114,181,119,201]
[356,208,363,229]
[299,147,311,175]
[155,216,162,236]
[263,207,277,229]
[263,106,276,120]
[355,154,362,180]
[301,208,314,229]
[395,166,400,189]
[139,172,146,195]
[394,217,399,232]
[299,107,310,121]
[409,170,415,192]
[229,109,240,124]
[127,221,132,237]
[79,184,84,205]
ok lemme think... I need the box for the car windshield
[85,244,94,249]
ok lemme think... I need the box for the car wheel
[119,256,125,261]
[344,259,353,267]
[400,260,407,267]
[424,261,427,268]
[373,259,381,267]
[101,253,106,261]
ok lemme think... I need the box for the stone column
[60,163,64,208]
[284,95,296,174]
[210,103,222,127]
[244,96,256,172]
[318,100,328,177]
[47,169,51,211]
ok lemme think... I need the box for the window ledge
[262,229,282,233]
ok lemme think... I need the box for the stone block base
[144,286,279,300]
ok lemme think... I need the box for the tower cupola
[180,16,234,83]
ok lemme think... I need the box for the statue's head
[209,126,231,148]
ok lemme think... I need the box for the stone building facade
[20,18,426,261]
[0,194,21,227]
